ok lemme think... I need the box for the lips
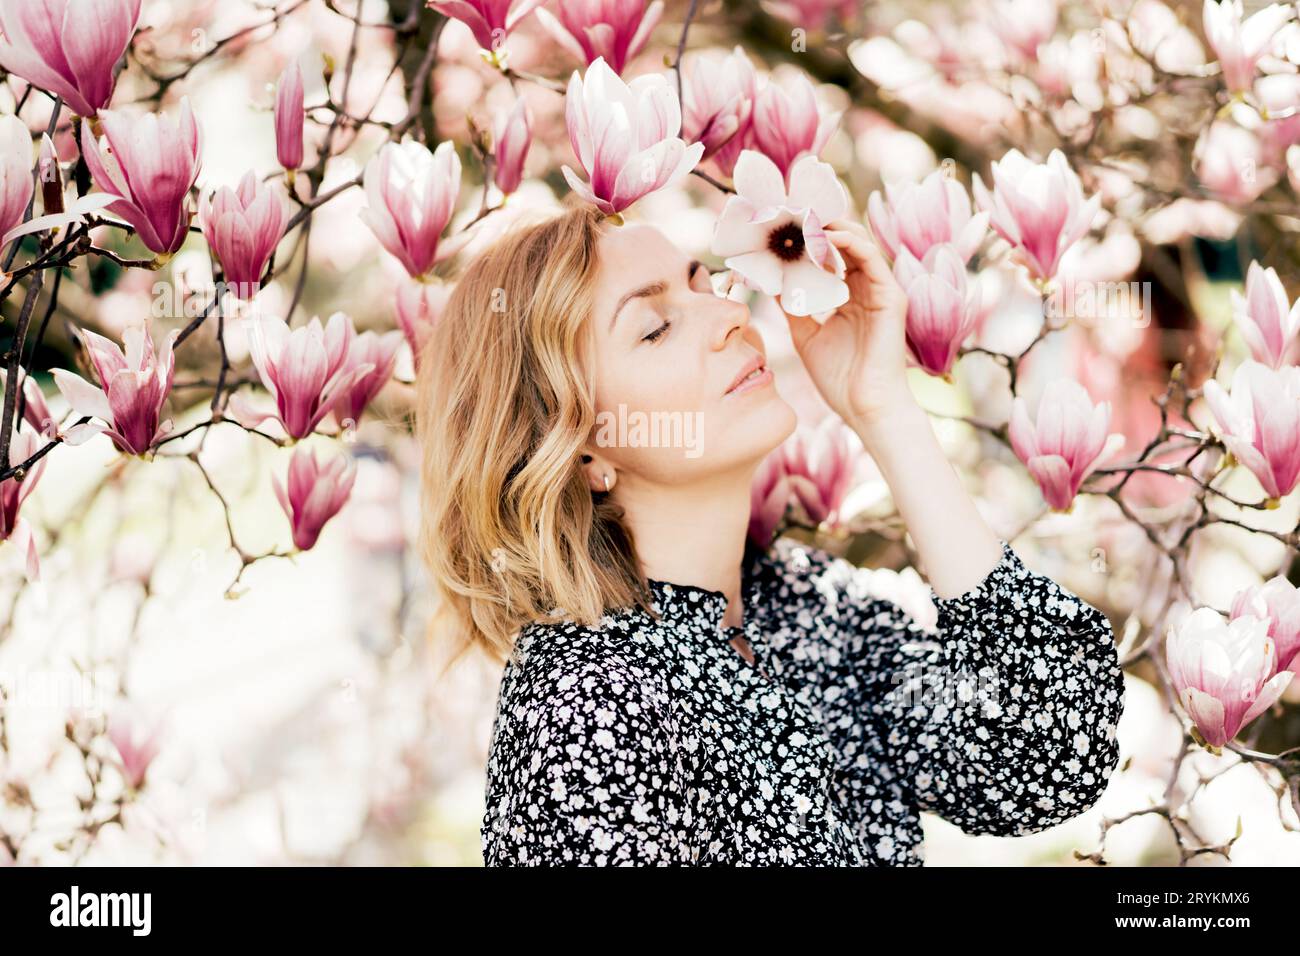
[725,354,766,395]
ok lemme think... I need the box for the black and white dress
[479,537,1126,866]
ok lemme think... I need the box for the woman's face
[583,223,797,487]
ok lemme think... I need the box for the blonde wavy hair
[414,202,657,669]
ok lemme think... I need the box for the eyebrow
[608,261,704,332]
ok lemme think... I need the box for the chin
[726,390,798,463]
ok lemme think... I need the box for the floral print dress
[479,537,1126,866]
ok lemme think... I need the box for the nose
[708,290,753,351]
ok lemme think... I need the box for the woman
[414,201,1126,866]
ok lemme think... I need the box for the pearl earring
[603,474,611,493]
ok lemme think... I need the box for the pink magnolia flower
[893,243,983,380]
[108,707,163,790]
[973,148,1100,282]
[273,445,357,551]
[535,0,663,75]
[430,0,546,57]
[750,70,840,182]
[1232,261,1300,369]
[748,451,793,548]
[1009,378,1125,511]
[0,0,143,118]
[1202,0,1294,93]
[80,98,203,258]
[1,426,46,581]
[1204,359,1300,500]
[1230,577,1300,676]
[493,96,533,195]
[562,56,704,217]
[236,312,377,441]
[781,417,858,527]
[359,139,462,279]
[0,367,55,438]
[395,279,450,369]
[331,329,403,431]
[0,114,33,258]
[274,60,305,173]
[199,171,286,299]
[711,149,848,317]
[867,167,989,264]
[1195,121,1275,206]
[1166,606,1293,749]
[762,0,857,32]
[989,0,1059,62]
[679,47,756,168]
[2,131,117,248]
[51,323,180,456]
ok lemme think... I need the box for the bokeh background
[2,0,1299,865]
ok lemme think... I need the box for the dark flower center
[767,222,805,262]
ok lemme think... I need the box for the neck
[615,463,755,628]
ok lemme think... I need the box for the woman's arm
[481,650,694,866]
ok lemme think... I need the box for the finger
[782,306,820,353]
[826,228,894,286]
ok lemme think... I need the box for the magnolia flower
[1167,606,1294,749]
[395,279,450,370]
[51,323,180,456]
[1204,359,1300,500]
[763,0,857,31]
[0,0,143,117]
[493,97,533,195]
[781,417,858,528]
[973,148,1100,282]
[1,426,46,581]
[330,329,403,432]
[1009,378,1125,512]
[2,131,118,248]
[1232,261,1300,369]
[989,0,1059,62]
[562,56,703,217]
[748,451,793,548]
[893,243,983,380]
[679,47,756,167]
[359,140,462,278]
[274,445,357,551]
[275,60,305,173]
[1195,121,1275,205]
[0,114,33,257]
[235,312,376,441]
[536,0,663,75]
[1230,577,1300,676]
[1202,0,1294,93]
[867,167,989,264]
[80,98,204,258]
[431,0,546,58]
[199,171,286,299]
[108,707,164,790]
[750,71,840,182]
[0,367,55,438]
[711,149,848,317]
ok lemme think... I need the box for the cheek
[593,344,706,416]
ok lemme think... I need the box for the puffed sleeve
[480,650,695,866]
[851,539,1126,837]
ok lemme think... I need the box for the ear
[578,448,617,493]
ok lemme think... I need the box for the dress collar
[642,541,772,640]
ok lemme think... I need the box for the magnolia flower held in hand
[866,166,988,264]
[1166,605,1294,750]
[51,323,180,456]
[1008,378,1125,512]
[1232,261,1300,369]
[274,445,358,552]
[973,147,1100,283]
[711,149,849,317]
[1203,359,1300,502]
[359,139,462,279]
[0,0,143,117]
[562,56,703,218]
[80,98,204,259]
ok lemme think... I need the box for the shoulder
[755,535,939,633]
